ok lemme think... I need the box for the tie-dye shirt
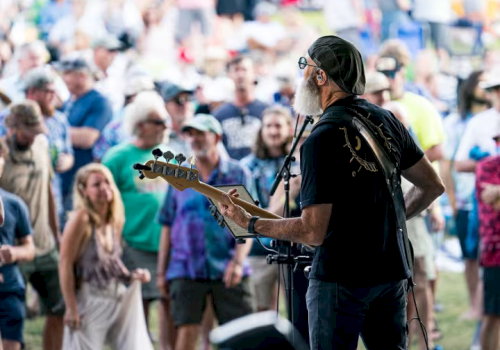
[158,157,255,281]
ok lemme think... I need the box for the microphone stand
[267,115,314,332]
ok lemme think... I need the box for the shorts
[121,243,160,300]
[247,256,280,310]
[176,9,212,42]
[0,290,25,345]
[20,248,65,316]
[483,267,500,316]
[169,278,253,326]
[422,21,448,50]
[456,209,478,260]
[216,0,246,16]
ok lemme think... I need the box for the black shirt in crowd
[299,95,424,287]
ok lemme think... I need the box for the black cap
[307,35,365,95]
[53,57,91,72]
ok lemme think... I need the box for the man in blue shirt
[213,56,268,160]
[57,58,113,222]
[0,139,36,350]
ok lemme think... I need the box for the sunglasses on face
[298,57,319,70]
[379,70,398,80]
[174,95,193,106]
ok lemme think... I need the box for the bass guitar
[133,149,283,224]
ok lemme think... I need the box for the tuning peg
[133,163,151,171]
[152,148,163,157]
[138,172,145,180]
[152,148,163,163]
[175,153,186,165]
[187,156,196,170]
[163,151,174,163]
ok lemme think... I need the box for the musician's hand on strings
[219,189,251,228]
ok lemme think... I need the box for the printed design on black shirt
[364,112,395,153]
[341,126,378,177]
[373,122,395,153]
[340,114,396,177]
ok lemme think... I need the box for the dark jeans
[306,278,408,350]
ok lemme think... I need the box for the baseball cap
[479,68,500,91]
[92,35,122,51]
[5,101,47,135]
[376,56,403,79]
[54,57,91,72]
[124,75,155,97]
[364,71,390,94]
[307,35,365,95]
[181,114,223,135]
[22,65,56,91]
[159,81,194,102]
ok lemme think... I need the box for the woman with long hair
[58,163,153,350]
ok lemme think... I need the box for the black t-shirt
[300,96,424,287]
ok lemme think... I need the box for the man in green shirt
[102,90,176,347]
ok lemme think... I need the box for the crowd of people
[0,0,499,350]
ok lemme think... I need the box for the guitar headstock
[133,148,200,191]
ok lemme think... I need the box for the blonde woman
[58,163,153,350]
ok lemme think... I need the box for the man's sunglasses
[298,57,319,70]
[173,95,193,106]
[378,70,398,80]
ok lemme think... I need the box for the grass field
[23,269,476,350]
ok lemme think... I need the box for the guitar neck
[194,182,282,220]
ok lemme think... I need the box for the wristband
[248,216,260,234]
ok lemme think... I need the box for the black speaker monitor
[209,311,309,350]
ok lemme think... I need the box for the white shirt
[237,21,286,50]
[412,0,453,23]
[323,0,360,31]
[455,108,500,162]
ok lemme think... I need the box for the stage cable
[408,284,430,350]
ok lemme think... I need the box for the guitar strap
[312,106,415,288]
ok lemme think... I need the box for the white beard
[292,75,323,117]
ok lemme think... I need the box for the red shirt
[476,156,500,267]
